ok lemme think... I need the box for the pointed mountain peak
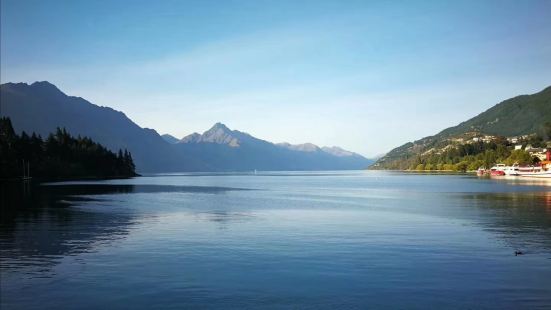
[208,122,231,133]
[180,123,238,147]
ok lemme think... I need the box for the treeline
[380,139,545,172]
[409,143,539,172]
[375,122,551,172]
[0,117,137,179]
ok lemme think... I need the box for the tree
[505,150,533,166]
[0,117,137,179]
[454,161,469,172]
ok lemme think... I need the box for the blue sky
[1,0,550,157]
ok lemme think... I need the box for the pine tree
[0,117,136,179]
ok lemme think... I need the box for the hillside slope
[0,81,206,172]
[372,86,551,170]
[437,86,551,138]
[1,81,372,172]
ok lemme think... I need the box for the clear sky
[1,0,550,157]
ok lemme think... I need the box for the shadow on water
[41,183,251,195]
[1,182,248,221]
[0,181,248,275]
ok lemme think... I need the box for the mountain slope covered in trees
[372,86,551,170]
[437,86,551,138]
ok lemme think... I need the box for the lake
[1,171,550,309]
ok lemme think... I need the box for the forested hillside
[0,117,137,179]
[372,86,551,171]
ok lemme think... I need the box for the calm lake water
[1,171,550,309]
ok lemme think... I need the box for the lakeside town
[435,132,551,177]
[371,126,551,174]
[449,132,550,161]
[467,134,551,178]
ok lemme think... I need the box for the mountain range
[0,81,372,172]
[162,122,370,171]
[372,85,551,169]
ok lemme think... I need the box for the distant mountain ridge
[1,81,372,172]
[0,81,206,172]
[321,146,360,157]
[175,123,365,159]
[372,85,551,169]
[161,134,179,144]
[277,142,321,152]
[170,122,372,171]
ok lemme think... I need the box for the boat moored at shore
[477,151,551,179]
[489,164,506,176]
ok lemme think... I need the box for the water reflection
[42,183,250,195]
[1,175,551,309]
[0,182,248,275]
[195,211,256,230]
[457,191,551,253]
[489,176,551,187]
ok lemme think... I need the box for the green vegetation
[406,142,541,172]
[375,123,551,171]
[372,86,551,171]
[437,86,551,138]
[0,117,137,179]
[373,132,548,172]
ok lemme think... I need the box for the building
[482,135,496,143]
[527,147,549,161]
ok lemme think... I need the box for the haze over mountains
[163,122,371,171]
[0,81,372,172]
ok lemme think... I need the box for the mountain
[0,81,207,172]
[321,146,361,157]
[437,86,551,138]
[180,123,241,146]
[277,143,366,158]
[161,134,179,144]
[180,132,201,143]
[176,123,373,171]
[372,86,551,169]
[1,81,372,172]
[277,142,320,152]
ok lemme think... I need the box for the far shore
[369,169,472,173]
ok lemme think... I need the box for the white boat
[480,152,551,179]
[503,163,520,176]
[518,160,551,178]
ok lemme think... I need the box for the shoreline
[369,169,471,173]
[0,174,140,183]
